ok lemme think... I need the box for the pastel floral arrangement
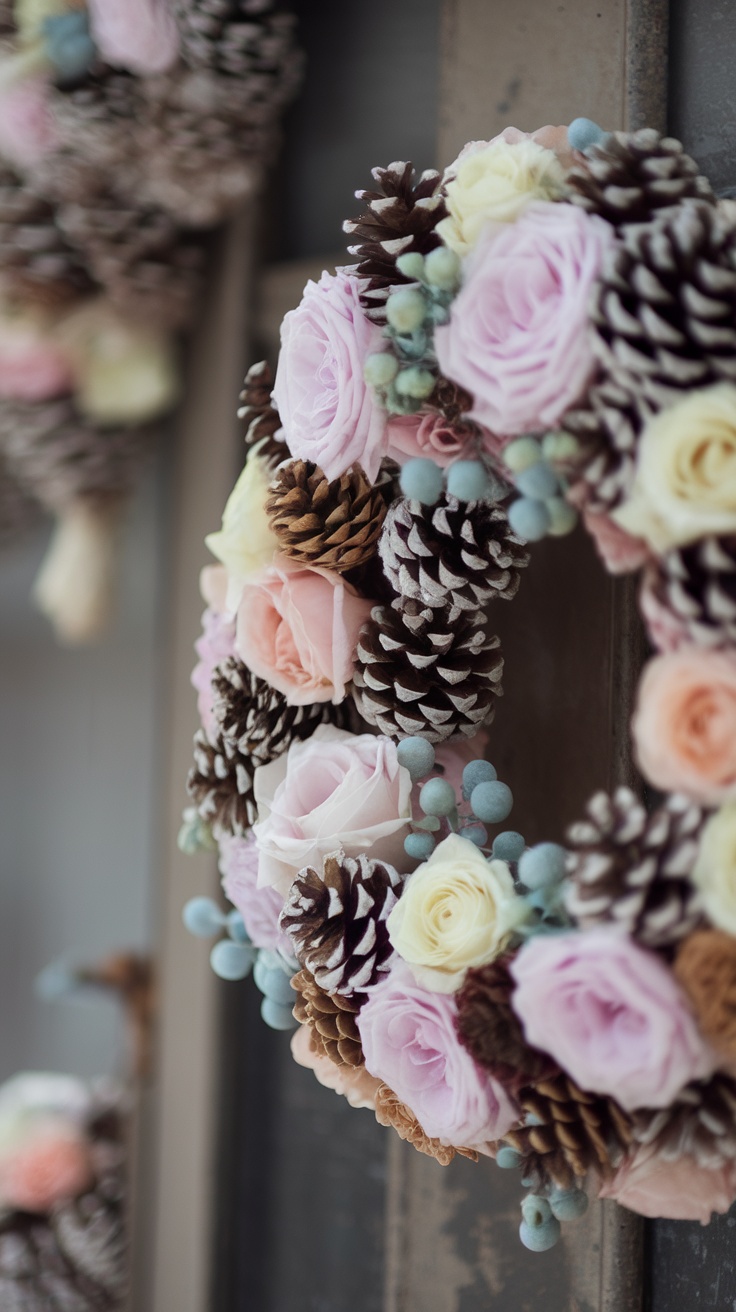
[183,117,736,1251]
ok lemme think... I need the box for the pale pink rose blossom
[599,1146,736,1223]
[583,507,650,575]
[253,725,413,895]
[357,960,518,1148]
[435,202,613,439]
[191,608,236,740]
[510,928,716,1111]
[0,76,57,167]
[386,411,485,466]
[87,0,180,73]
[632,649,736,803]
[218,832,290,955]
[235,555,372,706]
[291,1024,381,1110]
[0,1129,93,1213]
[272,269,387,481]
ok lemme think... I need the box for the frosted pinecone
[641,536,736,651]
[187,729,256,837]
[568,128,714,228]
[212,658,329,762]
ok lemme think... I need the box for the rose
[87,0,180,74]
[632,649,736,803]
[613,385,736,552]
[387,833,527,992]
[693,803,736,935]
[218,832,291,954]
[191,607,236,740]
[205,450,280,615]
[0,1122,93,1213]
[357,961,518,1147]
[444,126,578,181]
[235,555,372,705]
[253,725,413,895]
[435,203,613,437]
[290,1024,381,1110]
[510,928,716,1110]
[272,269,386,481]
[599,1146,736,1223]
[386,411,478,466]
[437,136,566,256]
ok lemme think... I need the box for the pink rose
[0,338,74,402]
[253,725,413,895]
[583,508,650,575]
[218,832,290,955]
[357,960,518,1148]
[291,1024,381,1110]
[235,555,372,706]
[272,269,387,481]
[639,571,691,653]
[599,1146,736,1223]
[632,649,736,803]
[0,1128,93,1213]
[435,202,613,438]
[386,411,482,467]
[510,929,715,1111]
[191,607,236,740]
[0,76,57,167]
[87,0,180,73]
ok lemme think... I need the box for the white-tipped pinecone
[187,728,256,837]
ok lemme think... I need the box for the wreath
[183,117,736,1251]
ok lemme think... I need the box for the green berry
[424,245,461,290]
[386,287,427,333]
[364,352,399,388]
[542,430,580,464]
[504,436,543,473]
[395,366,436,399]
[395,251,426,280]
[547,497,578,537]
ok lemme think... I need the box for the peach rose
[0,1127,93,1213]
[235,555,372,705]
[291,1024,381,1110]
[632,649,736,803]
[599,1146,736,1223]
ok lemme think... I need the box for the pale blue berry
[516,462,558,500]
[399,458,444,505]
[226,910,250,944]
[257,967,295,1007]
[508,497,551,542]
[424,246,461,290]
[395,251,426,280]
[419,776,457,817]
[521,1194,552,1226]
[568,117,606,152]
[397,736,436,780]
[496,1146,522,1169]
[386,287,426,333]
[519,1216,561,1252]
[395,366,436,399]
[504,436,543,473]
[183,896,225,938]
[546,497,578,537]
[210,940,253,981]
[446,460,490,502]
[462,822,488,848]
[518,843,567,890]
[471,780,513,824]
[492,830,526,862]
[261,997,298,1031]
[461,759,497,800]
[550,1187,589,1221]
[404,831,436,861]
[364,352,399,387]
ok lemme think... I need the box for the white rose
[693,802,736,935]
[437,138,565,256]
[205,446,279,613]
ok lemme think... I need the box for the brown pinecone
[237,360,286,461]
[501,1074,632,1191]
[567,129,714,227]
[266,459,390,573]
[281,851,403,995]
[565,787,705,951]
[632,1075,736,1168]
[0,167,93,306]
[589,200,736,413]
[351,598,503,742]
[212,658,328,763]
[291,968,364,1068]
[455,957,555,1091]
[642,536,736,651]
[562,377,657,512]
[187,728,256,837]
[344,161,447,322]
[173,0,303,89]
[374,1085,478,1166]
[674,930,736,1062]
[379,495,529,618]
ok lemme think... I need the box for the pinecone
[565,788,705,951]
[238,360,286,461]
[632,1074,736,1168]
[562,378,657,512]
[0,167,93,306]
[291,969,364,1068]
[212,658,328,763]
[173,0,303,92]
[351,598,503,742]
[374,1085,478,1166]
[567,129,714,228]
[281,851,403,995]
[455,957,555,1090]
[589,200,736,412]
[379,495,529,617]
[344,162,447,322]
[187,728,256,837]
[674,930,736,1062]
[266,460,390,573]
[501,1073,632,1191]
[641,536,736,651]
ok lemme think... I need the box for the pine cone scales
[266,460,390,572]
[344,162,446,322]
[502,1075,632,1190]
[212,658,327,762]
[0,169,93,304]
[187,728,256,836]
[379,495,529,616]
[565,788,705,950]
[632,1076,736,1168]
[563,379,656,511]
[237,360,286,463]
[456,958,554,1089]
[568,129,714,227]
[643,536,736,649]
[292,969,364,1068]
[281,851,402,994]
[352,599,503,742]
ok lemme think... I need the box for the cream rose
[693,802,736,935]
[613,385,736,552]
[386,833,527,993]
[205,447,279,613]
[437,137,565,256]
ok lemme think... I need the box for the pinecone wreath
[281,852,403,994]
[567,128,714,228]
[187,729,256,837]
[351,598,504,742]
[642,536,736,650]
[565,787,705,951]
[344,161,447,322]
[501,1074,633,1192]
[212,658,328,762]
[291,969,365,1068]
[266,460,391,573]
[379,495,529,616]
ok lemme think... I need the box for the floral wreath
[183,117,736,1252]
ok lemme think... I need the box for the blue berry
[504,436,543,473]
[550,1187,589,1221]
[210,940,253,981]
[226,910,250,944]
[399,458,444,505]
[546,497,578,537]
[496,1146,522,1169]
[492,830,526,862]
[419,776,457,817]
[518,843,567,890]
[516,461,559,500]
[519,1216,561,1252]
[462,822,488,848]
[508,497,551,542]
[258,967,295,1007]
[446,460,490,502]
[44,15,96,83]
[182,896,225,938]
[396,736,436,780]
[461,759,497,800]
[404,831,436,861]
[521,1195,552,1227]
[568,117,606,151]
[261,997,298,1031]
[542,430,579,463]
[470,780,513,824]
